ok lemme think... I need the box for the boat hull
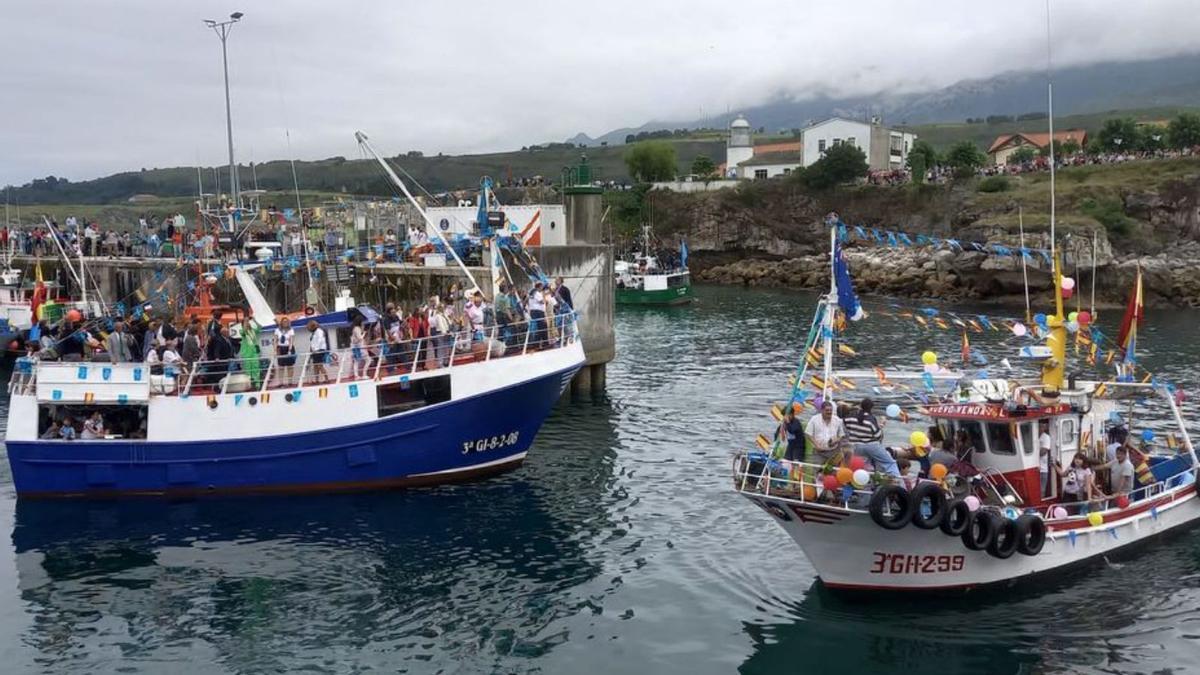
[615,285,693,306]
[743,484,1200,591]
[6,363,579,498]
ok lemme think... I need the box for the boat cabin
[925,399,1085,507]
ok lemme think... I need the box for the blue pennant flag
[1068,530,1077,547]
[946,239,962,251]
[899,233,914,246]
[970,242,986,252]
[978,315,995,330]
[854,225,866,239]
[680,239,689,268]
[886,231,898,247]
[833,243,865,321]
[1020,247,1033,261]
[1037,249,1052,264]
[915,234,929,246]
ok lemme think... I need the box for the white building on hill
[800,117,917,171]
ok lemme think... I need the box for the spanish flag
[961,330,970,365]
[935,317,950,330]
[1116,266,1144,363]
[770,404,785,422]
[838,377,857,390]
[755,434,772,452]
[318,387,329,399]
[837,344,857,357]
[261,393,270,404]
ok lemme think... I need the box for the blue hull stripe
[7,364,579,497]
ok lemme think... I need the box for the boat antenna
[355,131,481,294]
[1089,231,1097,319]
[1045,0,1056,262]
[285,128,321,312]
[1019,205,1031,324]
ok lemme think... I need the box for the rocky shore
[642,158,1200,308]
[696,242,1200,307]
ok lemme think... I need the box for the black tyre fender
[962,510,1001,551]
[939,499,973,537]
[869,484,911,530]
[987,516,1020,559]
[1015,514,1047,556]
[909,482,948,530]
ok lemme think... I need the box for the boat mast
[1019,206,1031,324]
[1042,0,1067,393]
[355,131,481,295]
[822,221,837,403]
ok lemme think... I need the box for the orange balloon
[836,467,854,485]
[930,463,948,481]
[65,309,82,322]
[802,484,818,500]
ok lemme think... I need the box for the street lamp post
[204,12,244,210]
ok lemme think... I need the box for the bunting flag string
[835,219,1060,264]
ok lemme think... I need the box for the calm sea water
[1,284,1199,674]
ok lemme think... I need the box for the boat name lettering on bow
[462,431,520,454]
[869,552,964,575]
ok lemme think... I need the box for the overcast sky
[2,0,1198,186]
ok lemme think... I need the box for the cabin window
[953,420,986,454]
[1019,422,1036,455]
[37,404,148,440]
[1059,418,1078,450]
[984,422,1016,455]
[376,375,451,417]
[668,273,690,288]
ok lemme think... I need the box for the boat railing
[1037,463,1197,521]
[9,311,580,398]
[731,451,915,511]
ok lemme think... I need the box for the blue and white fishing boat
[3,132,585,498]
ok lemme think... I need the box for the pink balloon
[963,496,981,512]
[1011,322,1027,337]
[1077,311,1091,326]
[1050,506,1068,519]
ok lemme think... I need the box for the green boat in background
[614,225,693,306]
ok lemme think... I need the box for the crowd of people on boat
[777,397,1146,509]
[17,276,575,391]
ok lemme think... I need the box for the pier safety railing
[9,312,580,399]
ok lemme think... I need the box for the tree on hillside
[690,154,717,181]
[944,141,987,178]
[624,141,677,183]
[1011,146,1038,164]
[907,140,939,174]
[804,143,868,189]
[1168,113,1200,149]
[1095,117,1141,152]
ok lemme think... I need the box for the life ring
[962,510,1000,551]
[909,482,948,530]
[868,484,911,530]
[940,499,972,537]
[1015,514,1046,556]
[304,305,316,316]
[987,517,1020,559]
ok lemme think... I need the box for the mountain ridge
[568,52,1200,145]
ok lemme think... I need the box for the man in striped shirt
[843,398,901,478]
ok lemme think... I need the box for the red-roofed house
[987,129,1088,166]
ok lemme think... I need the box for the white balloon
[851,469,870,488]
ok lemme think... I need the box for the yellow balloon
[910,431,929,447]
[921,351,938,365]
[1087,511,1104,527]
[930,463,948,480]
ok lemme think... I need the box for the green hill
[4,140,725,208]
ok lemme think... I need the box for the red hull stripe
[1047,485,1196,532]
